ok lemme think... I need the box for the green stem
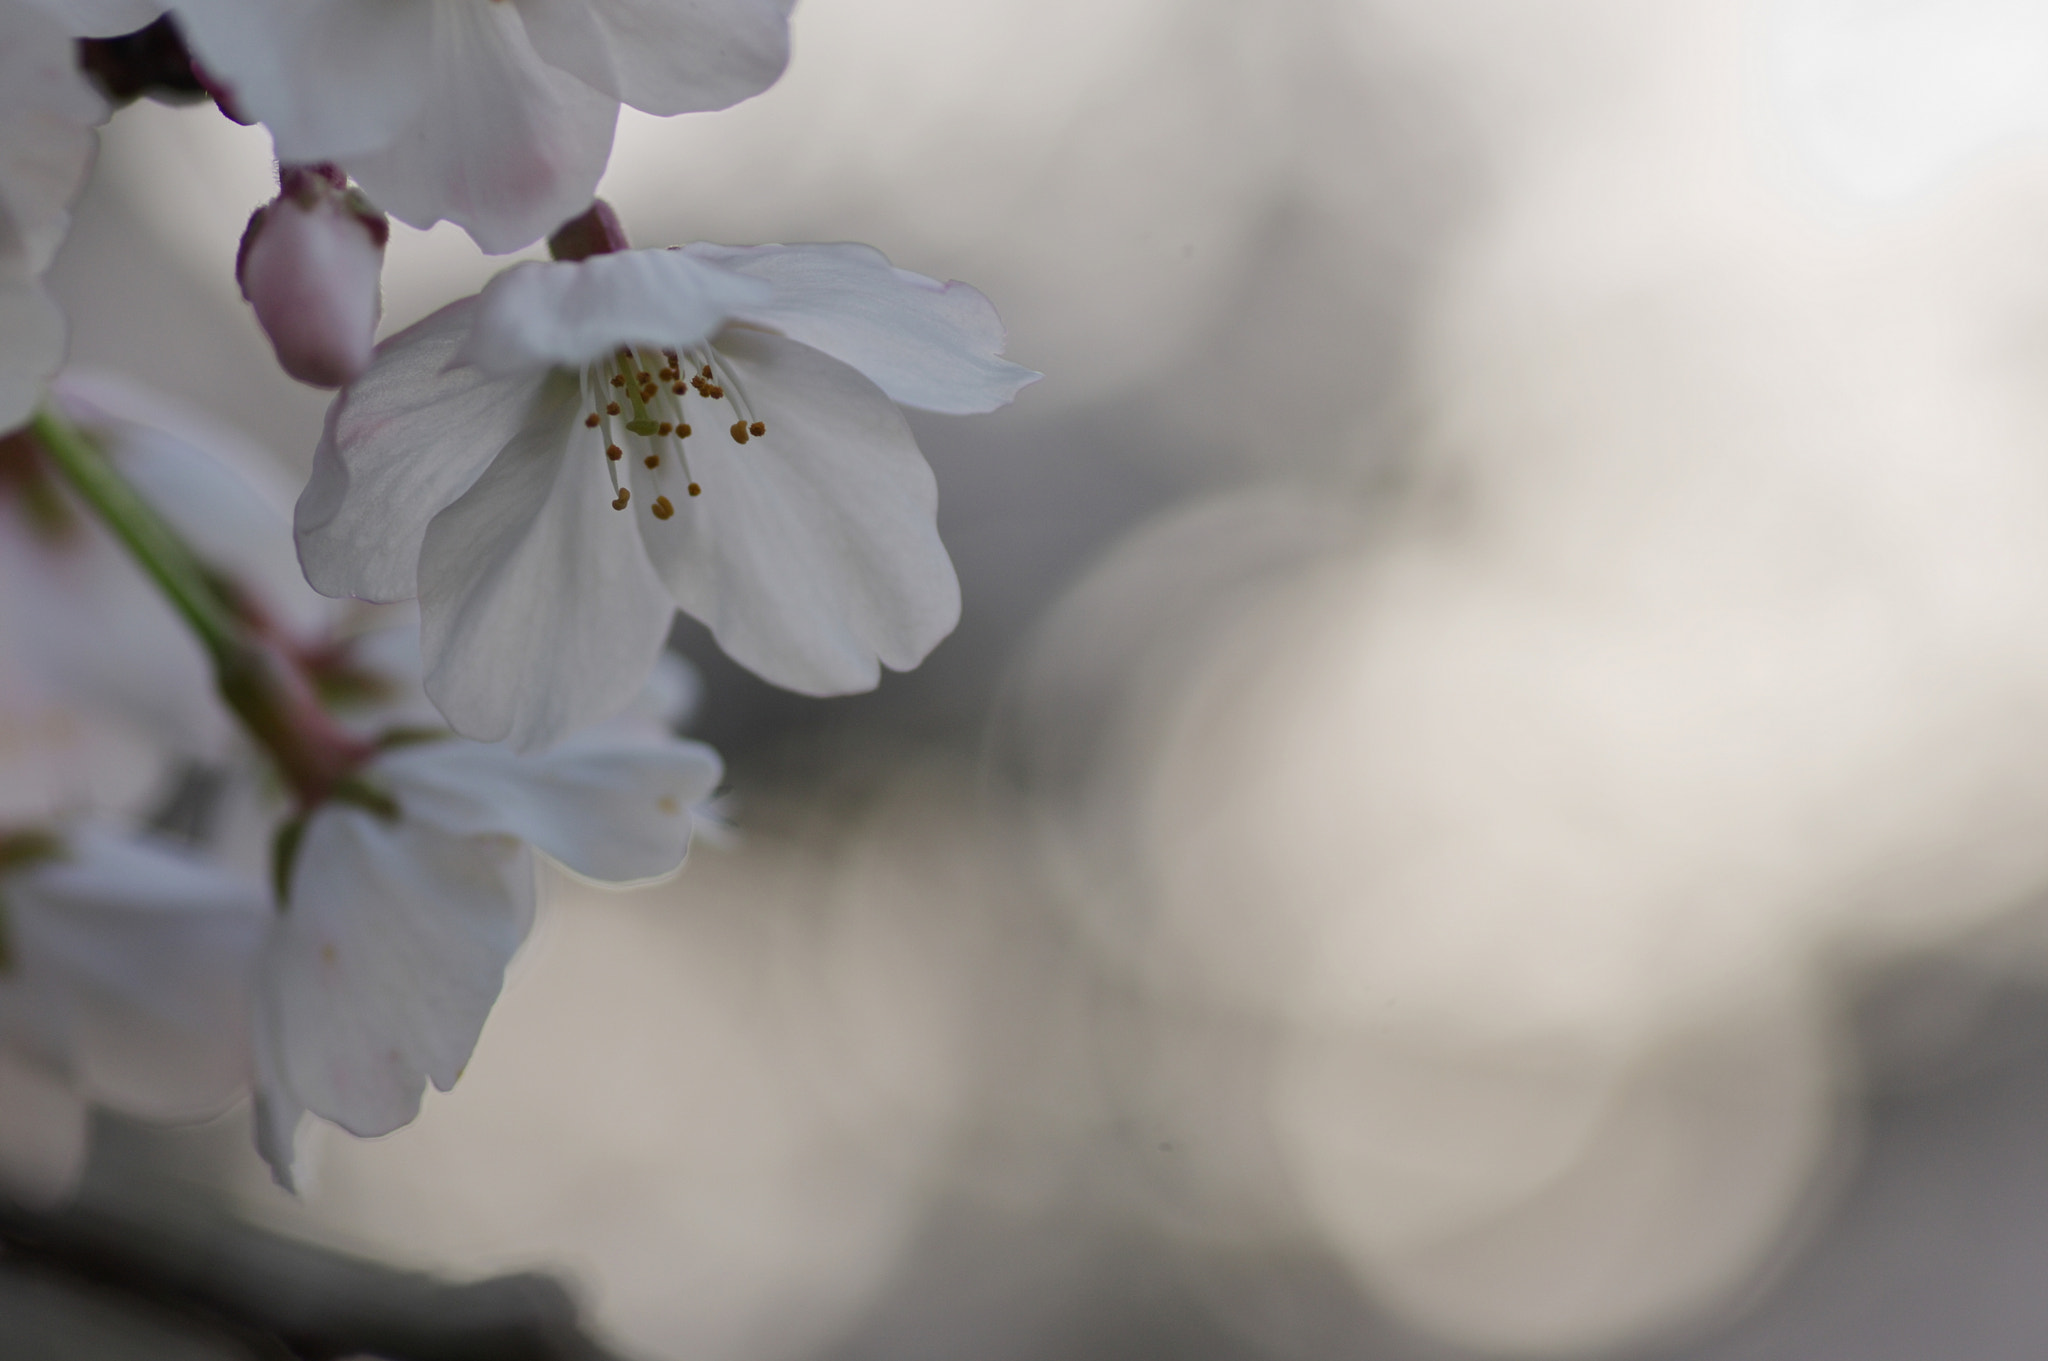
[31,405,373,809]
[29,407,241,669]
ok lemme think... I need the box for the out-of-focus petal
[0,278,64,433]
[296,298,544,603]
[0,0,104,275]
[8,827,266,1120]
[27,0,165,38]
[58,368,335,636]
[629,328,959,694]
[0,1046,85,1208]
[174,0,433,162]
[0,459,230,763]
[261,806,533,1137]
[416,374,674,749]
[689,242,1040,414]
[340,0,618,253]
[378,732,719,883]
[457,251,769,375]
[513,0,792,116]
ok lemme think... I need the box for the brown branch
[0,1185,634,1361]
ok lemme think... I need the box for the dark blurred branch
[0,1187,632,1361]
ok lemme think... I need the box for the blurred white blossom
[0,0,106,430]
[0,824,266,1205]
[161,0,796,251]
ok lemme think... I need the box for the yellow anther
[612,488,631,510]
[687,482,702,497]
[652,495,675,519]
[730,421,749,444]
[657,422,673,436]
[641,385,657,402]
[706,384,724,399]
[643,454,660,469]
[749,420,765,437]
[677,422,691,437]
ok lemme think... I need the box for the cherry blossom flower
[157,0,796,252]
[0,824,267,1204]
[0,0,107,431]
[296,238,1039,751]
[250,724,722,1188]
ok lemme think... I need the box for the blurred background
[32,0,2048,1355]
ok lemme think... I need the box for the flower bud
[236,167,388,389]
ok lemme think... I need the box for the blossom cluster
[0,0,1032,1195]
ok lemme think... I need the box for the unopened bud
[547,199,630,262]
[236,166,389,388]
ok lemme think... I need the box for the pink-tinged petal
[0,1047,85,1208]
[685,242,1040,414]
[339,0,618,254]
[377,732,720,883]
[629,329,959,694]
[173,0,433,163]
[0,1,104,274]
[239,190,385,388]
[27,0,161,37]
[261,805,534,1137]
[513,0,792,116]
[296,297,545,603]
[416,374,674,750]
[457,251,769,376]
[0,277,64,433]
[9,827,266,1120]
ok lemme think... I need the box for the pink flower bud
[237,167,388,389]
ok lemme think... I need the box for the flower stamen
[586,343,754,511]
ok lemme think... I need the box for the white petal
[9,827,266,1120]
[339,0,619,254]
[416,372,675,750]
[260,806,533,1137]
[25,0,163,38]
[629,328,960,694]
[457,251,770,376]
[0,275,64,433]
[296,297,546,603]
[0,1047,85,1208]
[685,242,1040,414]
[0,0,103,274]
[377,731,720,882]
[249,1024,308,1191]
[513,0,792,116]
[173,0,434,162]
